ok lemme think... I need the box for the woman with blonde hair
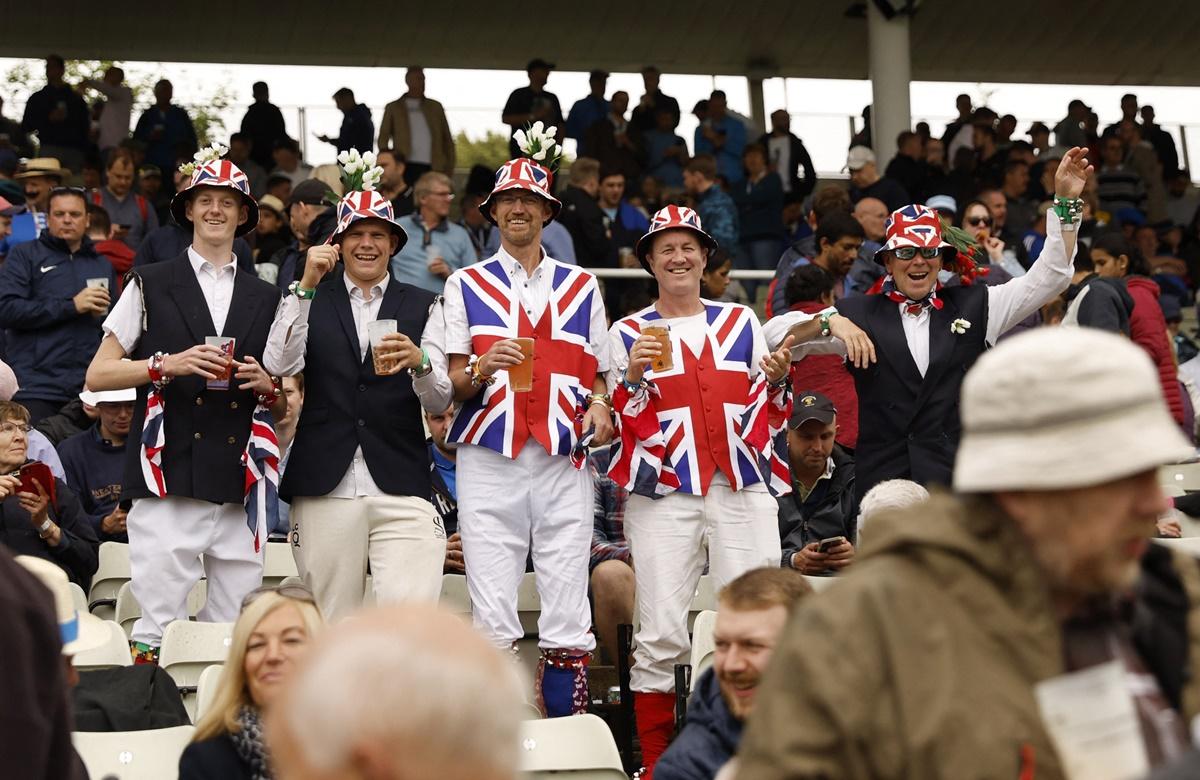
[179,585,324,780]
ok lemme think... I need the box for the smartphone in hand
[817,536,847,553]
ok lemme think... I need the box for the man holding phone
[86,150,283,663]
[777,391,856,575]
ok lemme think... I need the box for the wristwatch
[36,517,54,539]
[287,281,317,300]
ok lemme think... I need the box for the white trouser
[127,496,265,647]
[625,480,781,692]
[291,494,446,621]
[457,442,595,652]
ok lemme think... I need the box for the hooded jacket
[737,493,1200,780]
[655,668,741,780]
[1062,273,1133,335]
[1125,275,1185,426]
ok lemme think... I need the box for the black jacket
[777,445,857,570]
[178,734,254,780]
[134,223,255,275]
[0,469,99,590]
[273,208,337,291]
[756,131,816,203]
[1064,273,1134,336]
[656,668,741,780]
[558,186,610,268]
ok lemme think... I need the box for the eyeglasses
[240,583,317,612]
[966,216,993,227]
[494,192,543,207]
[0,422,31,437]
[892,246,942,261]
[428,190,455,200]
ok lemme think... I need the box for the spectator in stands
[1120,119,1168,224]
[656,568,809,780]
[641,107,688,191]
[240,82,288,173]
[423,405,461,573]
[7,158,67,250]
[81,66,133,156]
[0,400,98,589]
[317,87,374,155]
[694,90,746,186]
[778,391,856,575]
[959,199,1023,282]
[587,445,632,665]
[272,179,335,290]
[1054,98,1090,150]
[93,148,159,249]
[631,65,681,136]
[734,144,785,302]
[941,93,975,163]
[86,151,282,664]
[769,212,864,317]
[701,246,734,301]
[1103,92,1140,138]
[855,478,928,541]
[1097,135,1148,216]
[1166,168,1198,229]
[979,187,1032,269]
[133,80,199,185]
[847,146,909,212]
[585,91,641,184]
[21,55,90,175]
[767,148,1090,504]
[1062,243,1133,335]
[885,131,926,203]
[376,148,415,218]
[378,68,456,184]
[844,196,889,294]
[270,138,314,187]
[565,70,609,157]
[1090,232,1185,427]
[86,203,135,278]
[227,133,268,198]
[972,120,1006,190]
[391,171,475,294]
[1027,121,1051,156]
[757,109,815,205]
[0,187,114,423]
[782,265,858,450]
[457,191,491,260]
[740,326,1200,778]
[267,166,450,621]
[0,96,33,158]
[501,58,564,158]
[270,605,526,780]
[56,388,132,544]
[684,154,739,249]
[597,168,651,314]
[182,586,324,779]
[138,164,169,224]
[251,194,289,267]
[1141,105,1179,179]
[1001,159,1035,235]
[558,157,608,268]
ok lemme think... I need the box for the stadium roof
[4,1,1200,86]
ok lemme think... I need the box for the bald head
[852,197,888,242]
[270,606,526,780]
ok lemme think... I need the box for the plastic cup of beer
[642,325,672,372]
[510,337,535,392]
[368,319,399,375]
[204,336,236,390]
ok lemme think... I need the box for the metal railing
[585,268,775,280]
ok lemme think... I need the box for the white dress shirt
[763,211,1077,377]
[264,272,453,498]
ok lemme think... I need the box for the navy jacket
[57,424,127,543]
[656,669,741,780]
[178,734,253,780]
[133,223,255,275]
[0,467,99,590]
[0,232,115,403]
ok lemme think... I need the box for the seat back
[262,541,299,587]
[803,575,837,593]
[73,620,133,670]
[1153,537,1200,556]
[159,621,235,721]
[88,542,131,621]
[689,609,718,678]
[518,714,626,778]
[517,571,541,633]
[73,725,195,780]
[440,573,471,614]
[687,575,715,632]
[116,580,208,638]
[193,664,225,724]
[69,582,88,614]
[1160,463,1200,491]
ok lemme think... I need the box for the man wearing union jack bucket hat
[763,147,1094,507]
[264,149,455,621]
[440,124,614,718]
[607,203,796,776]
[84,143,285,664]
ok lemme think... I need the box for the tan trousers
[291,494,446,621]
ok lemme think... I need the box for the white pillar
[867,2,912,173]
[747,76,767,136]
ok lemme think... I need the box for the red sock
[634,691,676,777]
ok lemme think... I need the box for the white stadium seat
[88,541,131,621]
[73,725,194,780]
[69,582,88,614]
[518,713,626,778]
[804,575,837,593]
[1159,462,1200,491]
[158,621,235,721]
[115,580,207,638]
[262,541,299,587]
[193,664,225,723]
[73,620,133,670]
[690,609,718,678]
[440,573,471,614]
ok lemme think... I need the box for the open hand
[1054,147,1093,200]
[235,356,276,395]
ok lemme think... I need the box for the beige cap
[14,157,69,180]
[954,327,1193,492]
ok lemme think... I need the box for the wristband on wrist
[147,351,171,388]
[620,373,646,394]
[818,309,837,338]
[1052,196,1084,225]
[467,355,495,388]
[408,348,432,378]
[287,281,316,300]
[255,376,283,406]
[586,392,612,410]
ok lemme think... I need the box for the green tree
[453,130,510,172]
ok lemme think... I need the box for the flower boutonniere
[950,318,972,335]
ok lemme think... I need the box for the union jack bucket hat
[875,203,954,263]
[635,205,719,272]
[328,189,408,249]
[170,159,259,237]
[479,158,562,227]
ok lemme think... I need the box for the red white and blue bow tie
[882,276,944,316]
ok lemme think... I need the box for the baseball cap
[137,164,162,179]
[789,391,837,429]
[288,178,330,208]
[526,58,556,72]
[0,196,24,217]
[845,146,876,172]
[926,194,958,217]
[79,387,137,406]
[1027,121,1051,136]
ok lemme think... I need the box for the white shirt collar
[186,246,237,277]
[343,269,389,302]
[497,244,550,278]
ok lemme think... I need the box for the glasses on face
[495,192,542,208]
[966,216,993,228]
[429,190,455,200]
[0,422,31,437]
[892,246,942,261]
[240,583,317,612]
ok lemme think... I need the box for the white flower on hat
[362,151,377,168]
[514,121,562,173]
[178,142,228,177]
[951,318,972,335]
[337,150,352,166]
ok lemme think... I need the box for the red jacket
[788,301,859,449]
[94,239,135,290]
[1125,275,1185,426]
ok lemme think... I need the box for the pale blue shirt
[390,213,476,294]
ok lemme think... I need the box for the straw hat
[15,157,69,180]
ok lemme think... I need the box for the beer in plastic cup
[642,325,672,372]
[368,319,399,375]
[510,337,535,392]
[205,336,236,390]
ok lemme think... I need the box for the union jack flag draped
[241,403,280,552]
[139,387,167,497]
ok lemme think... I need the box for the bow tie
[881,276,944,316]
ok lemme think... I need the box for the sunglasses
[240,583,316,611]
[966,216,993,227]
[49,186,87,196]
[892,246,942,261]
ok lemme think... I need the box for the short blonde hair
[192,591,324,742]
[415,171,454,202]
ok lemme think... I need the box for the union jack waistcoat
[609,301,791,499]
[447,256,601,465]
